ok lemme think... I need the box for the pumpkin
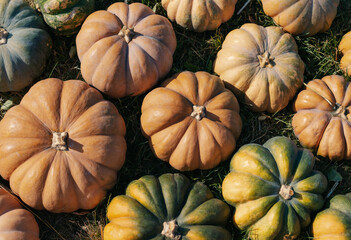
[313,193,351,240]
[0,78,126,213]
[76,2,177,99]
[339,31,351,76]
[213,23,305,113]
[104,173,231,240]
[0,0,52,92]
[0,188,39,240]
[35,0,94,36]
[140,71,242,171]
[161,0,237,32]
[222,136,328,240]
[261,0,340,36]
[292,75,351,160]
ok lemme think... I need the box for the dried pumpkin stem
[191,105,206,121]
[118,26,135,43]
[52,132,69,151]
[161,220,181,240]
[258,51,275,68]
[333,104,348,120]
[279,185,294,200]
[0,27,9,45]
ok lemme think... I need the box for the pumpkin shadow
[68,139,83,153]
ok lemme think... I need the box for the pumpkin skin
[292,75,351,160]
[313,193,351,240]
[0,0,52,92]
[339,31,351,76]
[0,78,126,213]
[162,0,237,32]
[222,136,328,240]
[76,2,177,99]
[35,0,94,36]
[0,189,39,240]
[140,71,242,171]
[261,0,340,36]
[104,173,231,240]
[214,23,305,113]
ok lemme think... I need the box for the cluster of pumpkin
[0,0,351,239]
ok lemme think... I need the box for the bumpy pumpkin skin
[0,78,126,213]
[76,2,177,99]
[339,31,351,76]
[292,75,351,160]
[214,23,305,113]
[313,193,351,240]
[35,0,94,36]
[262,0,340,36]
[140,71,242,171]
[0,189,39,240]
[104,173,231,240]
[0,0,52,92]
[222,136,328,240]
[162,0,237,32]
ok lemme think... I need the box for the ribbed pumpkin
[0,188,39,240]
[313,193,351,240]
[292,75,351,160]
[339,31,351,75]
[140,71,242,171]
[35,0,94,36]
[0,78,126,213]
[214,23,305,113]
[261,0,340,36]
[76,2,177,99]
[0,0,52,92]
[104,173,231,240]
[222,136,328,240]
[162,0,237,32]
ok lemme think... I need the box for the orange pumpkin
[76,2,177,98]
[140,71,242,171]
[339,31,351,75]
[0,78,126,213]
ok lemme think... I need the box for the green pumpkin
[222,136,328,240]
[104,173,231,240]
[0,0,52,92]
[35,0,94,35]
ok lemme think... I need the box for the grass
[1,0,351,239]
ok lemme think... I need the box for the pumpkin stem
[0,27,9,45]
[279,185,294,200]
[161,220,181,240]
[332,103,349,120]
[191,105,206,121]
[258,51,275,68]
[118,26,135,43]
[52,132,69,151]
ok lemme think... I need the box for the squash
[313,193,351,240]
[162,0,237,32]
[0,0,52,92]
[0,188,39,240]
[261,0,340,36]
[222,136,328,240]
[214,23,305,113]
[140,71,242,171]
[0,78,126,213]
[292,75,351,160]
[76,2,177,99]
[339,31,351,76]
[104,173,231,240]
[35,0,94,36]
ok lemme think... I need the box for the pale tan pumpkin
[293,75,351,160]
[76,2,176,98]
[214,23,305,113]
[0,78,126,213]
[339,31,351,76]
[0,188,39,240]
[140,71,242,171]
[262,0,340,36]
[162,0,237,32]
